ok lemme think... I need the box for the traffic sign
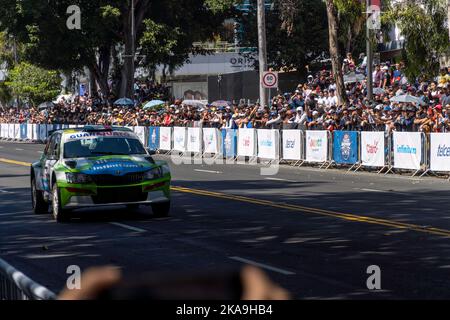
[262,71,278,89]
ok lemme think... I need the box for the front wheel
[52,184,70,223]
[151,201,170,218]
[31,177,48,214]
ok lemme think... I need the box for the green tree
[5,62,61,105]
[238,0,329,73]
[386,0,449,80]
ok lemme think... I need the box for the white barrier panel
[393,132,422,170]
[257,129,279,160]
[8,124,14,139]
[27,124,33,140]
[32,124,39,141]
[430,133,450,172]
[159,127,172,151]
[203,128,220,154]
[305,131,328,163]
[186,127,202,153]
[134,126,146,145]
[69,125,77,128]
[1,124,8,138]
[360,131,385,167]
[38,124,47,141]
[238,128,256,157]
[173,127,187,152]
[14,124,20,139]
[282,130,302,160]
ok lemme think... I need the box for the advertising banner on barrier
[69,125,77,128]
[14,124,21,139]
[282,130,302,160]
[333,131,358,164]
[134,126,146,145]
[257,129,279,160]
[173,127,187,152]
[430,133,450,172]
[20,123,27,139]
[159,127,172,151]
[393,132,422,170]
[238,128,256,157]
[38,124,48,141]
[1,124,8,138]
[8,123,14,139]
[203,128,219,154]
[32,124,39,141]
[361,131,385,167]
[305,131,328,163]
[222,129,237,157]
[27,124,33,140]
[148,127,160,150]
[187,127,202,153]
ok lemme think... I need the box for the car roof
[50,125,134,136]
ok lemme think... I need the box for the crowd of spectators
[1,61,450,133]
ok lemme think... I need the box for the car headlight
[144,167,163,180]
[66,173,93,184]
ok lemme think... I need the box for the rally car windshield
[64,137,147,158]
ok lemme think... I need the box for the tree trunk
[326,0,348,107]
[346,25,352,55]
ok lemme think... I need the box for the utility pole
[366,0,373,101]
[448,0,450,40]
[257,0,268,107]
[130,0,136,98]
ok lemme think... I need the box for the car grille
[91,172,146,186]
[92,187,147,204]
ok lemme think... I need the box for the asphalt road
[1,140,450,299]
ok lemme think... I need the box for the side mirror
[146,148,156,156]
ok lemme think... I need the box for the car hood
[64,155,155,175]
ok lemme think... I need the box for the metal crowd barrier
[1,123,450,180]
[0,258,57,300]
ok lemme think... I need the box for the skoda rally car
[31,126,171,222]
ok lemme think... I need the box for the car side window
[53,134,61,159]
[45,135,56,157]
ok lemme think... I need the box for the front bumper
[58,178,171,210]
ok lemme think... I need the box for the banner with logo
[257,129,279,160]
[134,126,146,145]
[38,124,48,141]
[173,127,187,152]
[203,128,220,154]
[186,127,202,153]
[1,124,8,138]
[159,127,172,151]
[305,131,328,163]
[238,128,256,157]
[20,123,27,139]
[222,129,237,157]
[282,130,302,160]
[69,124,78,128]
[393,132,422,170]
[430,133,450,172]
[148,127,160,151]
[360,131,385,167]
[333,131,358,164]
[14,124,20,139]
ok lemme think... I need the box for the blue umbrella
[114,98,135,107]
[143,100,165,110]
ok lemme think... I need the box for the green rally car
[30,126,171,222]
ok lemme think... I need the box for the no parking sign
[262,71,278,89]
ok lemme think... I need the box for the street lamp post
[366,0,373,101]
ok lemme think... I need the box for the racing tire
[52,184,70,223]
[31,177,49,214]
[151,201,170,218]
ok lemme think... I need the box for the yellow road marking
[171,186,450,238]
[0,158,31,167]
[2,157,449,237]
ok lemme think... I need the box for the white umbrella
[182,100,206,108]
[390,94,426,106]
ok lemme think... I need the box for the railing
[0,258,57,300]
